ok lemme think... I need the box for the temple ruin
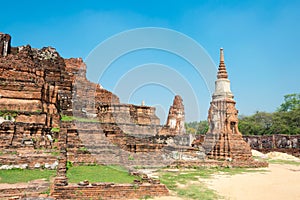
[160,95,186,135]
[202,48,259,162]
[0,33,273,199]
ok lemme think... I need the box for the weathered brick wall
[0,153,57,169]
[97,104,160,130]
[64,122,166,165]
[50,122,169,200]
[243,134,300,157]
[0,121,50,148]
[0,179,49,199]
[0,44,69,149]
[61,122,199,167]
[51,183,169,200]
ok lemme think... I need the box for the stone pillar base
[54,176,68,186]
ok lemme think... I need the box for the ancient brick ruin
[0,44,66,149]
[51,122,169,200]
[202,49,265,165]
[0,33,272,199]
[0,33,190,199]
[160,95,186,135]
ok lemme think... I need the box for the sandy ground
[152,151,300,200]
[152,197,184,200]
[152,163,300,200]
[203,164,300,200]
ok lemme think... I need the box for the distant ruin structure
[166,95,186,134]
[159,95,186,135]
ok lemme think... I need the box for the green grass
[159,169,219,200]
[176,185,218,200]
[159,167,267,200]
[50,127,60,132]
[268,159,300,166]
[50,151,60,156]
[253,155,300,166]
[0,150,17,155]
[0,169,56,184]
[67,165,140,183]
[61,115,99,122]
[78,147,88,152]
[61,115,74,121]
[0,110,18,118]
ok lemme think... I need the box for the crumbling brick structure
[202,49,255,162]
[0,44,67,149]
[51,122,169,199]
[160,95,186,135]
[0,33,272,199]
[0,33,192,168]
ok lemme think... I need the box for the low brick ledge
[171,159,269,168]
[51,182,169,200]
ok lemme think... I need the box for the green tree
[185,121,208,134]
[277,93,300,112]
[239,112,273,135]
[239,93,300,135]
[271,107,300,135]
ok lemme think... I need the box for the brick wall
[243,134,300,157]
[51,183,169,200]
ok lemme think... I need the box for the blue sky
[1,0,299,122]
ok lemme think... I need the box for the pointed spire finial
[217,48,228,79]
[220,47,224,62]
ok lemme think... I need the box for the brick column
[0,33,11,57]
[54,126,68,186]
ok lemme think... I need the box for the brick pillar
[0,33,11,57]
[54,126,68,186]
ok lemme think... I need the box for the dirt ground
[202,163,300,200]
[153,163,300,200]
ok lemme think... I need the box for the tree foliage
[277,93,300,112]
[185,121,208,134]
[239,107,300,135]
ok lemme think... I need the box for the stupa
[202,48,252,161]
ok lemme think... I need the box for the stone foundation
[0,153,58,169]
[0,179,50,199]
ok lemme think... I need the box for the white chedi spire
[212,48,234,100]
